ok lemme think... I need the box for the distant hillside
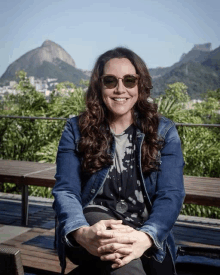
[150,43,220,99]
[202,46,220,70]
[152,62,220,99]
[0,40,89,85]
[149,43,212,78]
[1,41,220,99]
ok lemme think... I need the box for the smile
[112,98,129,101]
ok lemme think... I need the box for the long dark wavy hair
[78,47,162,175]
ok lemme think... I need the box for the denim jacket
[52,116,185,274]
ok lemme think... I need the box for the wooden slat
[173,229,220,247]
[184,195,219,206]
[175,240,220,250]
[0,159,55,187]
[4,241,57,256]
[0,160,55,177]
[183,176,220,206]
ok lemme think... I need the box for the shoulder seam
[158,117,175,139]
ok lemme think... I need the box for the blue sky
[0,0,220,77]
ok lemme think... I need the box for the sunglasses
[101,74,140,89]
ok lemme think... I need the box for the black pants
[66,210,175,275]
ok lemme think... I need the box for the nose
[115,79,126,94]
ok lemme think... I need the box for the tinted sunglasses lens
[103,76,117,88]
[123,75,137,88]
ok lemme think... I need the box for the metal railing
[0,115,220,128]
[0,115,67,121]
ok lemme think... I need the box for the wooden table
[183,176,220,207]
[0,160,55,226]
[0,159,220,226]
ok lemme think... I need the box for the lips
[112,98,129,101]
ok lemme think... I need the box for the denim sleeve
[52,119,89,242]
[137,124,185,251]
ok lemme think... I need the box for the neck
[108,113,133,135]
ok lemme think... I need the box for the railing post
[21,185,29,226]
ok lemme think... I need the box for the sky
[0,0,220,77]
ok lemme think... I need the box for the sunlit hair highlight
[78,47,162,174]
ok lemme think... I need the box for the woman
[52,47,185,275]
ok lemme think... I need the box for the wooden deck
[0,193,220,274]
[0,193,76,274]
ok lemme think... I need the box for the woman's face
[101,58,138,121]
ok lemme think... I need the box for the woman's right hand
[71,220,135,258]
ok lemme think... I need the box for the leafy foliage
[157,83,220,178]
[49,87,85,118]
[35,140,59,163]
[0,71,84,197]
[202,88,220,102]
[181,203,220,219]
[164,82,190,103]
[157,84,220,219]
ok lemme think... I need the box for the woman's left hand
[97,227,153,268]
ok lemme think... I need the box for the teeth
[113,98,127,101]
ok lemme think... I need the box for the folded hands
[72,219,153,268]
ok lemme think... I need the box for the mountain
[1,41,220,99]
[202,46,220,70]
[152,62,219,99]
[0,40,89,85]
[150,43,220,99]
[149,43,212,79]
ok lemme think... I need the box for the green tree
[165,82,190,103]
[203,88,220,102]
[48,86,86,118]
[0,71,58,161]
[193,88,220,124]
[56,81,76,93]
[11,70,48,113]
[193,98,219,117]
[79,79,90,87]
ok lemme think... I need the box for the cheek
[132,88,139,100]
[101,90,111,105]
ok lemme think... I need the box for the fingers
[92,220,122,234]
[100,248,132,260]
[111,254,134,269]
[99,236,137,246]
[99,245,133,263]
[101,252,122,262]
[98,243,132,255]
[110,224,134,233]
[97,230,137,244]
[101,219,123,228]
[100,251,129,262]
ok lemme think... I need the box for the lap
[65,209,175,275]
[66,245,145,275]
[66,245,174,275]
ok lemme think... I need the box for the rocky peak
[41,40,55,47]
[179,43,212,63]
[0,40,76,81]
[192,43,212,52]
[39,40,76,67]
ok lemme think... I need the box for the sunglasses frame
[100,74,140,89]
